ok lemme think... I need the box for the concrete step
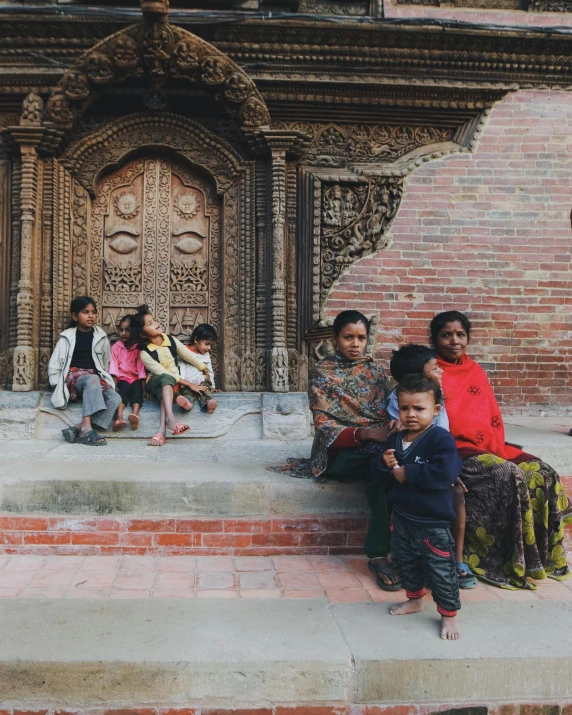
[0,391,312,440]
[0,596,571,707]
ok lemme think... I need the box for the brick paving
[1,552,571,602]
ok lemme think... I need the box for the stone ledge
[0,599,571,706]
[35,392,312,441]
[0,459,368,517]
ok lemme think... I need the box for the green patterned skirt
[462,454,572,589]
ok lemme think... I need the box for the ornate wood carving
[273,122,455,168]
[321,177,402,300]
[44,6,270,134]
[62,114,243,196]
[0,160,9,354]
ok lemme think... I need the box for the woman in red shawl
[432,310,572,590]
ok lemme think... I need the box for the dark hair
[396,373,442,405]
[430,311,472,346]
[332,310,370,338]
[390,344,436,383]
[118,314,132,328]
[68,296,97,328]
[191,323,217,343]
[129,304,153,347]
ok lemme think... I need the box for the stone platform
[0,416,571,556]
[0,390,312,441]
[0,585,572,707]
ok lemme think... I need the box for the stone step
[0,391,312,441]
[0,596,571,707]
[1,419,571,556]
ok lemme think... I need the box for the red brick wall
[383,0,572,27]
[326,90,572,407]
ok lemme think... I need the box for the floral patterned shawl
[309,353,389,477]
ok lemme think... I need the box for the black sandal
[368,558,402,591]
[61,426,80,443]
[78,429,107,446]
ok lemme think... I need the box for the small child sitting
[385,344,476,590]
[180,323,218,414]
[386,344,448,429]
[109,314,146,431]
[130,305,210,446]
[381,374,462,640]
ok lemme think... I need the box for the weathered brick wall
[325,89,572,407]
[383,0,572,26]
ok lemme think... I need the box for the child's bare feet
[389,598,424,616]
[440,615,460,640]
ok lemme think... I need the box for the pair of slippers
[61,426,106,446]
[148,422,191,447]
[113,414,140,431]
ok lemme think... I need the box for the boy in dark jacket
[381,373,463,640]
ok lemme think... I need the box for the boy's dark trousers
[392,509,461,616]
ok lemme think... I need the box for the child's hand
[382,449,399,469]
[189,383,208,394]
[393,466,406,484]
[454,477,468,493]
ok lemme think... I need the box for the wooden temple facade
[0,0,571,392]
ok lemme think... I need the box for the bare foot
[389,598,424,616]
[440,615,460,640]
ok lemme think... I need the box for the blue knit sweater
[381,425,462,522]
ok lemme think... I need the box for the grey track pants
[74,374,121,430]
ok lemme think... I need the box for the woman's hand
[382,448,399,469]
[359,426,390,443]
[387,419,404,435]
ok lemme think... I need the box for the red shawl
[437,353,531,463]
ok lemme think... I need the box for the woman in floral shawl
[432,310,572,590]
[308,310,400,589]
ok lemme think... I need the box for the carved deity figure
[323,185,343,228]
[20,92,43,126]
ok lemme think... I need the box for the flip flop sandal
[128,414,140,430]
[61,425,80,443]
[171,422,190,435]
[205,399,217,414]
[456,563,478,589]
[78,429,106,446]
[368,559,402,591]
[148,433,166,447]
[113,419,128,431]
[175,395,193,411]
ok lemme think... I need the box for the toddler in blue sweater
[385,343,476,590]
[382,373,463,640]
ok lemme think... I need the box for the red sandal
[171,423,190,435]
[148,433,166,446]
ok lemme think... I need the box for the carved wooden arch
[43,15,270,134]
[60,112,246,196]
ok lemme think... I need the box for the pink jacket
[109,341,146,384]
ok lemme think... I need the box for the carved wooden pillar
[8,93,46,391]
[252,129,309,392]
[268,144,289,392]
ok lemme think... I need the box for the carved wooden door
[90,155,221,370]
